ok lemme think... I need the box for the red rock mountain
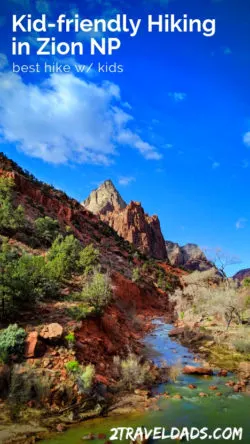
[233,268,250,282]
[83,180,167,260]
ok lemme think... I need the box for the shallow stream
[41,320,250,444]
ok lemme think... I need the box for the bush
[132,268,140,283]
[65,332,75,348]
[243,278,250,288]
[0,242,58,318]
[47,235,81,280]
[8,364,52,416]
[0,324,26,363]
[234,339,250,354]
[78,244,99,274]
[34,216,59,245]
[168,360,182,382]
[0,176,25,233]
[67,304,92,321]
[81,271,112,315]
[114,353,151,390]
[65,360,80,373]
[78,364,95,392]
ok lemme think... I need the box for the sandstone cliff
[83,181,167,260]
[101,201,167,260]
[83,180,127,215]
[165,241,213,271]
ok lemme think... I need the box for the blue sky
[0,0,250,275]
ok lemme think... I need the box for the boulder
[169,327,184,337]
[183,365,213,376]
[218,369,228,377]
[199,392,208,397]
[25,331,46,358]
[40,323,63,342]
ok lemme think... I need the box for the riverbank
[1,315,250,444]
[39,320,250,444]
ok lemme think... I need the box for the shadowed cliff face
[83,181,167,260]
[165,240,213,271]
[233,268,250,282]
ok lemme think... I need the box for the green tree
[0,176,25,233]
[0,241,58,318]
[81,271,112,315]
[47,235,81,280]
[34,216,59,246]
[78,244,99,274]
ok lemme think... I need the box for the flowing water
[41,320,250,444]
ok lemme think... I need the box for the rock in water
[183,365,213,376]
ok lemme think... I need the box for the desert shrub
[78,244,99,274]
[65,332,75,346]
[34,216,59,245]
[132,267,140,283]
[78,364,95,392]
[234,339,250,354]
[115,353,151,390]
[171,269,244,329]
[8,364,52,417]
[47,235,81,280]
[168,359,182,382]
[65,360,80,373]
[0,176,25,234]
[0,324,26,363]
[67,304,92,321]
[81,271,112,315]
[243,278,250,288]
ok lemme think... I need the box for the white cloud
[118,176,135,186]
[0,54,8,69]
[0,69,161,165]
[212,161,220,169]
[236,218,247,230]
[122,101,132,110]
[243,132,250,147]
[168,92,187,102]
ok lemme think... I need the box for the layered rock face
[83,181,167,260]
[83,180,127,215]
[165,241,213,271]
[102,201,167,259]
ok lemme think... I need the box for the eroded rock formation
[83,180,127,215]
[165,241,213,271]
[83,181,167,260]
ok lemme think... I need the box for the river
[41,320,250,444]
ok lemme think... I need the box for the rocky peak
[165,241,213,271]
[83,180,127,215]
